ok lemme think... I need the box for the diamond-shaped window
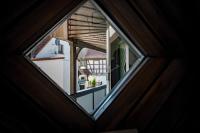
[25,0,144,119]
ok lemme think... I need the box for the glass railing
[72,85,107,114]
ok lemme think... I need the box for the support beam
[69,30,106,34]
[73,13,105,20]
[69,18,106,25]
[76,47,82,59]
[80,40,105,46]
[69,28,106,31]
[68,24,106,28]
[74,37,106,41]
[75,40,106,53]
[69,34,106,38]
[68,31,106,35]
[81,6,98,11]
[80,39,105,44]
[70,42,77,94]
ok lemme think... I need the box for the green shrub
[91,78,96,87]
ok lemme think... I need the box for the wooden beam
[75,35,106,39]
[68,24,106,28]
[69,26,106,30]
[81,6,98,11]
[68,31,106,35]
[74,37,106,41]
[69,34,106,38]
[75,40,106,53]
[31,57,64,61]
[81,40,105,46]
[76,47,82,59]
[78,38,105,44]
[69,28,106,31]
[70,42,76,94]
[69,18,106,25]
[73,13,105,20]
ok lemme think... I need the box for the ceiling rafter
[68,31,106,35]
[78,38,105,43]
[73,13,105,20]
[69,34,106,38]
[69,18,106,25]
[73,37,106,41]
[68,24,106,28]
[81,6,98,11]
[81,39,105,46]
[69,29,106,31]
[75,40,106,53]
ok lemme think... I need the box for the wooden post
[69,41,77,94]
[106,24,111,94]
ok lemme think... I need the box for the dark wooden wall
[0,0,198,132]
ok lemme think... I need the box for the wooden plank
[69,18,106,25]
[68,24,106,28]
[69,28,106,31]
[2,55,95,131]
[122,59,186,131]
[78,38,105,44]
[95,58,168,130]
[95,0,165,56]
[70,42,77,94]
[73,13,105,20]
[3,0,87,54]
[75,40,106,53]
[69,33,106,38]
[73,36,106,41]
[31,57,64,61]
[0,76,63,132]
[128,0,183,56]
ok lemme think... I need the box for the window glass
[25,0,143,118]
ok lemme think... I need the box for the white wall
[34,59,67,91]
[36,38,58,58]
[33,39,71,95]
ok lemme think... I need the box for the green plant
[91,78,96,87]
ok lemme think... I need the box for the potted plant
[91,78,96,87]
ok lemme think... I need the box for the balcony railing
[72,85,107,114]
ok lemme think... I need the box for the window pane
[25,0,143,118]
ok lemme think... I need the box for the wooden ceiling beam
[69,29,106,31]
[69,34,106,38]
[81,6,98,11]
[68,31,106,35]
[74,40,106,53]
[73,13,105,20]
[69,18,106,25]
[73,37,106,41]
[81,40,105,46]
[68,24,106,28]
[78,38,105,44]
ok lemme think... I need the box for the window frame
[2,0,173,131]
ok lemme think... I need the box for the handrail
[72,85,106,98]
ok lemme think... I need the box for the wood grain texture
[3,0,86,54]
[122,59,186,131]
[0,0,188,132]
[95,58,168,131]
[2,55,94,131]
[95,0,165,56]
[128,0,184,56]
